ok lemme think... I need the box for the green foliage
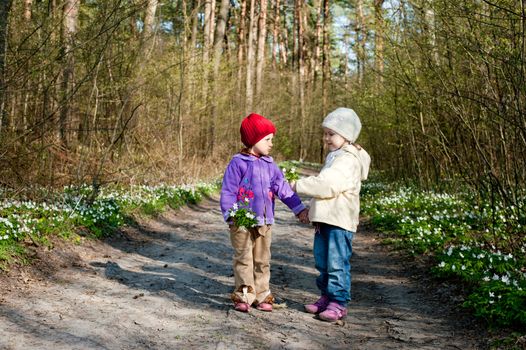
[227,200,258,229]
[0,181,220,265]
[362,178,526,329]
[0,242,27,270]
[281,166,299,182]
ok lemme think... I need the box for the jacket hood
[342,144,371,180]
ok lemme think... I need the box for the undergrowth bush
[0,181,220,268]
[361,179,526,329]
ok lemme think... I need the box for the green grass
[0,241,28,270]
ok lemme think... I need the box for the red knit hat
[240,113,276,147]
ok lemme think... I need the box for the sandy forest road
[0,194,489,349]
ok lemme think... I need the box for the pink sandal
[234,302,250,313]
[256,302,273,312]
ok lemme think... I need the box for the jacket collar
[341,143,359,155]
[234,152,273,163]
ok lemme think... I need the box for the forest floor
[0,192,493,349]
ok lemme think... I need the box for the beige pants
[229,225,274,305]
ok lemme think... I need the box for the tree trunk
[320,0,330,162]
[255,0,267,99]
[295,0,306,160]
[212,0,230,75]
[203,0,212,64]
[245,0,256,113]
[142,0,158,59]
[0,0,11,134]
[374,0,385,83]
[202,0,214,144]
[177,0,190,167]
[59,0,79,147]
[24,0,32,20]
[210,0,230,152]
[209,0,216,47]
[424,4,438,64]
[313,0,323,82]
[190,0,200,63]
[237,0,246,100]
[271,0,280,68]
[280,8,288,67]
[356,0,366,85]
[321,0,330,116]
[188,0,201,150]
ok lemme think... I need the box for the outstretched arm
[271,163,306,215]
[295,157,361,199]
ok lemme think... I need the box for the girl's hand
[290,181,296,191]
[297,208,309,224]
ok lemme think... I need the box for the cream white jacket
[295,144,371,232]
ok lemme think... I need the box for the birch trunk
[202,0,214,134]
[356,0,366,85]
[255,0,267,98]
[424,4,438,64]
[374,0,385,83]
[210,0,230,152]
[209,0,216,47]
[59,0,79,146]
[24,0,32,20]
[142,0,158,59]
[203,0,212,64]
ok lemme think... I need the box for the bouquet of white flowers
[282,166,299,182]
[228,199,258,230]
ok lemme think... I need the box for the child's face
[323,127,348,151]
[251,133,274,156]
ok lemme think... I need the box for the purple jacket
[220,153,306,226]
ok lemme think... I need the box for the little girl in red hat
[220,113,309,312]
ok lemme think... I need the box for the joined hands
[297,208,310,224]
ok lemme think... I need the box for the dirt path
[0,195,488,349]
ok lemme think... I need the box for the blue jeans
[313,223,354,306]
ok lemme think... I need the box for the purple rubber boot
[319,302,347,322]
[304,295,330,314]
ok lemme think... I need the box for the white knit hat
[322,107,362,143]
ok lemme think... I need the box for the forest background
[1,0,525,208]
[0,0,525,337]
